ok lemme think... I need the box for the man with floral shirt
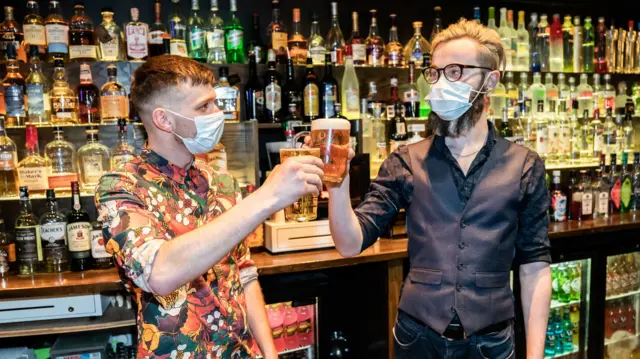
[95,56,324,359]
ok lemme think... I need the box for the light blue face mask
[162,108,225,154]
[426,75,491,121]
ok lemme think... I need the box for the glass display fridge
[603,251,639,359]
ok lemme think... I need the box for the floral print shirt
[95,149,257,359]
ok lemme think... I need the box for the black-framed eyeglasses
[422,63,494,84]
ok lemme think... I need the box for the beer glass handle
[291,131,311,148]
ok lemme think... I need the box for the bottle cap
[107,64,117,77]
[46,189,56,200]
[28,45,39,58]
[101,7,114,13]
[219,67,229,78]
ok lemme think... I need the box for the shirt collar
[433,120,497,154]
[141,148,198,185]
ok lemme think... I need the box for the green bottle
[551,264,559,301]
[558,263,571,303]
[187,0,208,62]
[224,0,244,64]
[621,152,633,213]
[562,307,574,353]
[567,261,580,301]
[417,53,431,118]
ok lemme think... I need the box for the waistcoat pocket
[476,272,510,288]
[409,268,443,285]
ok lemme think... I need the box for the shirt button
[460,221,467,228]
[457,264,464,270]
[456,285,463,292]
[451,306,456,312]
[459,242,466,249]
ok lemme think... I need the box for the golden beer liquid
[310,118,351,185]
[280,148,320,222]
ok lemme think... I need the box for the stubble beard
[428,94,487,138]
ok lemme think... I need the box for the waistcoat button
[459,242,466,249]
[451,306,456,312]
[460,221,467,228]
[456,284,463,292]
[457,264,464,270]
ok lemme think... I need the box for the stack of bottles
[606,254,639,298]
[544,306,580,358]
[551,262,582,304]
[254,302,315,356]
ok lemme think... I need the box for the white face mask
[426,75,491,121]
[162,108,225,154]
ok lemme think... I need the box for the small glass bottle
[224,0,244,64]
[69,2,97,62]
[77,63,100,124]
[609,153,621,214]
[308,12,325,65]
[187,0,207,62]
[97,7,125,62]
[0,116,18,198]
[111,119,136,169]
[168,0,187,57]
[15,186,41,275]
[593,166,610,219]
[403,22,430,65]
[25,46,50,125]
[45,0,69,62]
[385,14,403,67]
[44,128,78,195]
[23,1,47,59]
[389,101,408,152]
[50,59,79,124]
[77,128,111,191]
[40,189,68,273]
[67,181,92,272]
[326,2,345,65]
[582,17,595,73]
[125,8,149,62]
[17,125,50,197]
[214,67,240,122]
[516,11,530,71]
[562,16,573,72]
[100,65,129,124]
[149,0,169,57]
[0,208,16,278]
[91,220,112,269]
[402,62,420,118]
[2,45,27,127]
[346,11,365,66]
[365,10,385,67]
[206,0,226,64]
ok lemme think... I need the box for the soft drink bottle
[568,261,581,301]
[570,304,580,345]
[627,298,637,335]
[296,305,314,347]
[551,264,559,301]
[558,263,571,303]
[617,300,628,332]
[562,307,574,353]
[553,310,565,355]
[283,302,300,350]
[545,322,557,358]
[267,304,286,353]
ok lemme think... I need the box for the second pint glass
[311,118,351,185]
[280,147,321,222]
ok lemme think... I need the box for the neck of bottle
[310,21,320,36]
[408,64,415,83]
[153,2,161,23]
[292,19,301,34]
[80,71,92,84]
[27,4,39,15]
[50,4,62,16]
[286,59,295,80]
[20,198,31,214]
[271,7,280,24]
[414,26,422,36]
[389,26,399,42]
[118,127,127,142]
[369,18,379,36]
[249,58,258,78]
[26,141,39,156]
[87,131,98,143]
[351,16,359,36]
[46,198,59,213]
[391,84,398,100]
[0,120,6,137]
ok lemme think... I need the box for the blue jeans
[393,311,516,359]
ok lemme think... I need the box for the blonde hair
[431,18,505,71]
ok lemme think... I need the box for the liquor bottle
[621,152,633,213]
[17,125,50,197]
[473,7,481,23]
[67,181,92,272]
[213,67,240,121]
[45,0,69,62]
[0,116,18,198]
[633,152,640,211]
[403,21,430,65]
[15,186,41,275]
[111,119,135,169]
[2,45,27,127]
[186,0,207,62]
[529,72,546,116]
[545,73,559,112]
[39,189,68,273]
[595,17,608,73]
[577,74,594,118]
[385,14,403,67]
[389,102,408,152]
[308,12,325,66]
[69,2,97,62]
[360,98,373,153]
[97,8,124,62]
[430,6,442,43]
[224,0,243,64]
[594,166,610,219]
[365,10,385,67]
[266,0,287,64]
[91,220,112,269]
[50,59,79,124]
[0,208,16,277]
[558,73,570,112]
[402,62,420,118]
[573,17,584,72]
[288,8,307,65]
[550,171,567,222]
[247,13,265,64]
[77,63,100,124]
[23,1,46,59]
[100,65,128,124]
[547,100,559,164]
[320,53,338,119]
[149,0,169,57]
[507,10,518,70]
[537,14,550,72]
[581,170,594,220]
[550,14,564,72]
[341,55,360,120]
[615,82,631,113]
[582,17,595,73]
[606,22,617,74]
[387,75,401,120]
[499,108,513,139]
[592,108,603,161]
[346,11,365,66]
[77,128,110,191]
[371,107,387,177]
[522,101,536,150]
[610,153,622,213]
[498,8,514,71]
[535,100,548,160]
[303,54,320,121]
[562,16,573,72]
[516,11,530,72]
[44,128,78,194]
[418,54,431,118]
[168,0,187,57]
[626,21,636,74]
[557,101,571,165]
[282,103,302,131]
[264,50,282,123]
[245,53,264,121]
[367,81,385,119]
[125,8,149,62]
[623,100,635,154]
[326,2,345,65]
[489,80,506,121]
[529,13,540,72]
[487,7,497,32]
[518,72,530,109]
[603,108,617,158]
[0,6,24,63]
[593,73,604,115]
[206,0,225,64]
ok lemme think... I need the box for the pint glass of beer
[310,118,351,185]
[279,147,321,222]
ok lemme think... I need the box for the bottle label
[387,51,402,67]
[69,45,97,60]
[621,178,632,207]
[552,278,559,292]
[396,122,407,136]
[581,192,593,215]
[18,167,49,191]
[206,29,225,49]
[112,154,135,169]
[352,44,366,62]
[47,173,79,189]
[99,31,121,61]
[552,194,567,221]
[0,243,16,274]
[227,30,243,49]
[559,127,571,155]
[206,151,227,169]
[189,29,207,53]
[126,24,149,59]
[310,46,326,65]
[91,228,111,259]
[40,222,67,260]
[26,84,45,115]
[547,125,559,154]
[387,105,395,120]
[562,280,571,294]
[213,87,239,121]
[536,127,549,154]
[45,24,69,46]
[611,178,622,210]
[265,83,282,113]
[52,95,77,118]
[67,222,91,252]
[322,86,336,117]
[101,95,129,119]
[594,133,604,153]
[0,151,16,169]
[303,84,319,116]
[271,31,288,54]
[170,41,188,57]
[367,44,385,66]
[403,89,420,103]
[149,30,165,45]
[598,192,609,214]
[24,24,46,46]
[411,47,423,62]
[82,155,106,184]
[248,90,264,119]
[345,88,360,113]
[15,226,42,262]
[4,85,26,117]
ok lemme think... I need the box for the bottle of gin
[45,0,69,62]
[44,128,78,194]
[77,128,111,191]
[77,63,100,124]
[68,2,97,62]
[125,8,149,62]
[50,59,79,124]
[40,189,68,273]
[67,181,92,272]
[213,67,240,121]
[17,125,50,197]
[111,119,136,169]
[187,0,207,62]
[0,116,18,198]
[15,186,41,275]
[224,0,243,64]
[206,0,225,64]
[168,0,188,57]
[97,7,124,62]
[100,64,129,124]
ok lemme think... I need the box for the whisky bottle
[77,63,100,124]
[206,0,226,64]
[288,8,307,65]
[389,101,408,152]
[365,10,385,67]
[266,0,287,64]
[26,45,50,125]
[97,7,125,62]
[149,0,169,57]
[15,186,42,275]
[187,0,207,62]
[77,128,111,191]
[2,45,27,127]
[23,1,47,59]
[0,6,25,63]
[100,65,129,124]
[0,208,16,277]
[40,189,68,273]
[125,8,149,62]
[91,220,112,269]
[0,116,18,198]
[303,53,320,121]
[69,2,97,62]
[168,0,188,57]
[44,128,78,194]
[111,119,136,169]
[67,181,92,272]
[44,0,69,62]
[213,67,240,122]
[263,50,282,123]
[50,59,79,124]
[247,13,266,64]
[17,125,50,197]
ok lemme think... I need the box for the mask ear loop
[469,71,497,103]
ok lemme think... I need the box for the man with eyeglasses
[326,19,551,358]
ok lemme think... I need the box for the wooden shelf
[0,269,123,299]
[0,305,135,338]
[0,191,94,202]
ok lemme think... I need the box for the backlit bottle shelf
[550,298,581,309]
[546,163,600,171]
[606,288,640,301]
[5,122,143,130]
[547,344,579,358]
[0,191,94,202]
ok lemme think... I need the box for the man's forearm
[327,176,364,257]
[148,190,278,296]
[245,280,277,359]
[520,262,552,359]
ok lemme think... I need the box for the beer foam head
[311,118,351,131]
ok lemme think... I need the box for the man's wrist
[250,188,281,220]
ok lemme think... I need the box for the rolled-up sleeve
[354,146,413,252]
[515,151,552,265]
